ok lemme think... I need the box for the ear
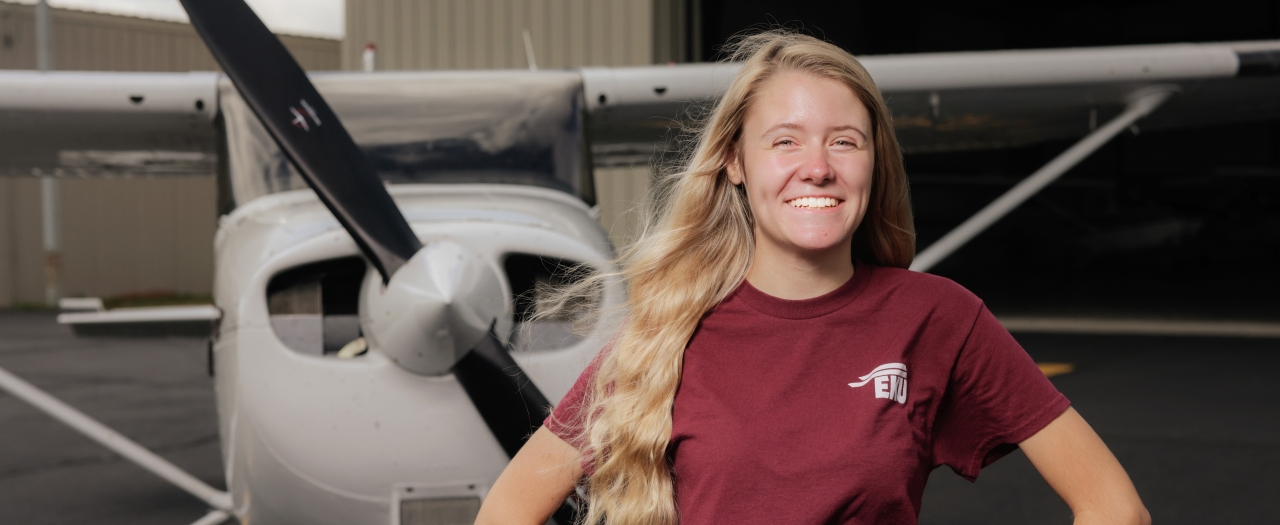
[725,145,744,186]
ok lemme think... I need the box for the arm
[1020,407,1150,525]
[475,426,585,525]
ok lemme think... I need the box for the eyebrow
[762,122,869,140]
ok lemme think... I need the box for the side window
[502,253,594,352]
[266,257,366,356]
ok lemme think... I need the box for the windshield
[219,70,591,209]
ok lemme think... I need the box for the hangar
[3,0,1277,322]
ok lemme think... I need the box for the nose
[799,147,834,184]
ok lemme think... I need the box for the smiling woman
[725,70,878,299]
[476,30,1148,525]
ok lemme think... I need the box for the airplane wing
[582,40,1280,160]
[4,41,1277,173]
[0,71,218,176]
[580,39,1280,270]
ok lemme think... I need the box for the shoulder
[864,264,982,310]
[857,263,987,336]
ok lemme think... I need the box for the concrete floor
[0,312,1276,524]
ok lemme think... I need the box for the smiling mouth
[787,197,840,209]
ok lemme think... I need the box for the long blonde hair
[554,30,914,525]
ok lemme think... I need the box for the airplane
[0,0,1278,523]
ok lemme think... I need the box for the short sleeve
[543,349,605,474]
[931,305,1071,481]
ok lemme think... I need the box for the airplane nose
[358,241,511,376]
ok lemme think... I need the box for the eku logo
[848,363,908,404]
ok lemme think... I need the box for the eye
[833,138,859,148]
[774,138,797,146]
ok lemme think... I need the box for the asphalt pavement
[919,332,1280,525]
[0,311,1276,524]
[0,312,222,525]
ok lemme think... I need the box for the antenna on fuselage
[522,29,538,71]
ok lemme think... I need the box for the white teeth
[788,197,838,209]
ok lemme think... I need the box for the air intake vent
[399,496,481,525]
[391,483,487,525]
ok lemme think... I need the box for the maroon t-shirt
[544,261,1069,524]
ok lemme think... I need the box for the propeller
[180,0,417,284]
[179,1,576,520]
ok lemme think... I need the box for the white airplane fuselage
[211,183,618,524]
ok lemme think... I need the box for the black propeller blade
[179,0,420,283]
[453,331,579,524]
[453,331,553,458]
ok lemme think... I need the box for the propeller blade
[453,331,579,524]
[453,332,552,457]
[179,0,420,283]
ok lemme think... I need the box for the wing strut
[910,85,1177,273]
[0,364,233,513]
[189,510,233,525]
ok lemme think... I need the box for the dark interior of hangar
[695,0,1280,319]
[697,1,1280,57]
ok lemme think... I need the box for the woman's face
[727,71,875,261]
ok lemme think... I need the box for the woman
[476,31,1149,525]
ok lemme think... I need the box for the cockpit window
[219,70,592,209]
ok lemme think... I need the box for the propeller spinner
[179,3,574,519]
[359,241,512,375]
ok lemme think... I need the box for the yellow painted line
[1037,362,1075,378]
[999,317,1280,338]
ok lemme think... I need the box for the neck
[745,241,855,300]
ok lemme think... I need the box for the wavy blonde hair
[552,30,914,525]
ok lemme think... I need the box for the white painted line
[998,317,1280,338]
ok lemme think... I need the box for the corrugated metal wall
[0,2,339,307]
[0,178,41,307]
[0,2,340,71]
[343,0,668,71]
[594,163,654,248]
[0,176,217,307]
